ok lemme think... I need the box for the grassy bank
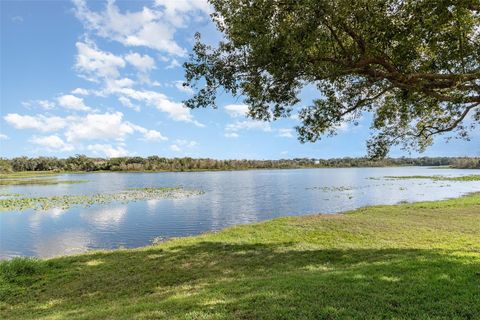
[1,194,479,319]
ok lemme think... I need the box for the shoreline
[1,165,477,179]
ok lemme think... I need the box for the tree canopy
[183,0,480,157]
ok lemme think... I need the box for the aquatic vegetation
[384,174,480,181]
[0,178,86,186]
[0,193,21,198]
[307,186,355,192]
[306,184,386,192]
[0,187,204,212]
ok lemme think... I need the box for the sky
[0,0,478,159]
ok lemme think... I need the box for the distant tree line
[0,155,478,173]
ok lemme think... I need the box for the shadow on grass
[1,242,479,319]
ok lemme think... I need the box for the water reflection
[0,167,478,258]
[34,229,92,258]
[81,206,128,230]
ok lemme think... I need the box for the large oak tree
[183,0,479,157]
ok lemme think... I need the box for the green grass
[0,178,86,186]
[0,172,65,179]
[0,187,204,211]
[384,174,480,181]
[1,194,479,319]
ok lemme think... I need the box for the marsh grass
[0,193,479,319]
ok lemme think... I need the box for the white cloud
[6,112,166,147]
[112,87,204,126]
[277,128,294,138]
[22,99,55,110]
[4,114,67,132]
[226,120,272,133]
[175,139,197,147]
[57,95,92,111]
[143,130,167,141]
[130,124,168,141]
[73,0,205,56]
[38,100,55,110]
[118,96,140,111]
[174,80,194,94]
[71,88,90,96]
[30,135,74,152]
[87,144,128,158]
[165,58,181,69]
[125,52,156,73]
[224,132,239,138]
[0,134,8,140]
[154,0,211,21]
[65,112,135,142]
[169,144,181,152]
[169,139,197,152]
[224,104,249,118]
[75,41,126,82]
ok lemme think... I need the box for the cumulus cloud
[75,40,126,82]
[4,114,67,132]
[112,87,204,126]
[226,120,272,133]
[154,0,211,21]
[277,128,294,138]
[71,88,90,96]
[118,96,140,111]
[129,123,168,141]
[5,111,167,147]
[0,134,8,140]
[57,95,92,111]
[142,130,167,141]
[30,135,74,152]
[125,52,156,73]
[224,104,249,118]
[87,144,128,158]
[71,29,202,127]
[65,112,135,142]
[73,0,209,56]
[22,99,55,110]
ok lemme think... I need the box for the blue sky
[1,0,478,159]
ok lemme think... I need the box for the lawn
[1,194,479,319]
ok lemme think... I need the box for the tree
[183,0,480,158]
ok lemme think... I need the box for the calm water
[0,167,479,259]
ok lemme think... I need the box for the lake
[1,167,479,259]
